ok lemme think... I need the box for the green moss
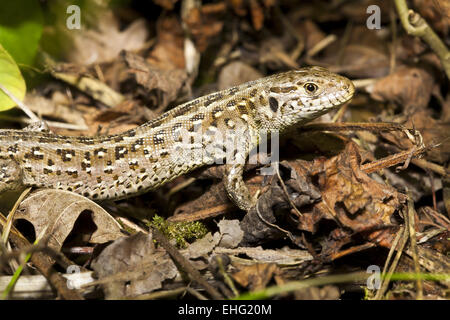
[149,215,208,248]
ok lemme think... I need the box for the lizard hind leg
[0,160,24,193]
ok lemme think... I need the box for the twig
[150,227,223,300]
[406,190,423,300]
[394,0,450,79]
[374,226,408,300]
[0,84,39,122]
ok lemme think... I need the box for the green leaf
[0,0,43,66]
[0,44,26,110]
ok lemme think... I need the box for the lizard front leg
[222,129,259,211]
[223,161,257,211]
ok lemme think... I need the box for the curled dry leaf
[213,219,244,248]
[91,232,178,299]
[232,263,279,291]
[122,51,189,110]
[315,143,403,232]
[67,12,148,65]
[13,189,123,251]
[241,142,405,253]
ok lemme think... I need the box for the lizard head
[254,66,355,131]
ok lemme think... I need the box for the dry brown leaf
[24,93,87,128]
[123,51,189,110]
[232,263,278,291]
[91,232,178,299]
[213,219,244,248]
[14,189,123,251]
[369,66,435,111]
[67,11,148,65]
[305,142,403,233]
[148,15,186,69]
[414,0,449,37]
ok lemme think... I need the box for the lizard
[0,66,355,211]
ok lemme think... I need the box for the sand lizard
[0,67,354,211]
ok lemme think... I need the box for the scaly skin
[0,67,354,210]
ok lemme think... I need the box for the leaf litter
[0,0,449,300]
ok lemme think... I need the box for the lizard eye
[304,83,318,94]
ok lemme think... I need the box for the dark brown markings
[204,92,224,107]
[126,130,136,137]
[190,113,205,122]
[84,151,91,161]
[269,97,279,112]
[237,104,248,115]
[147,112,170,129]
[131,138,145,152]
[94,147,108,157]
[153,130,165,145]
[226,100,236,109]
[96,177,102,183]
[81,160,91,171]
[160,150,169,157]
[66,170,78,178]
[172,103,196,118]
[76,137,95,145]
[56,170,62,176]
[249,88,258,97]
[27,147,44,160]
[7,144,18,154]
[115,146,128,160]
[228,87,239,95]
[212,106,224,118]
[47,159,54,166]
[43,168,53,174]
[114,135,124,143]
[60,149,75,162]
